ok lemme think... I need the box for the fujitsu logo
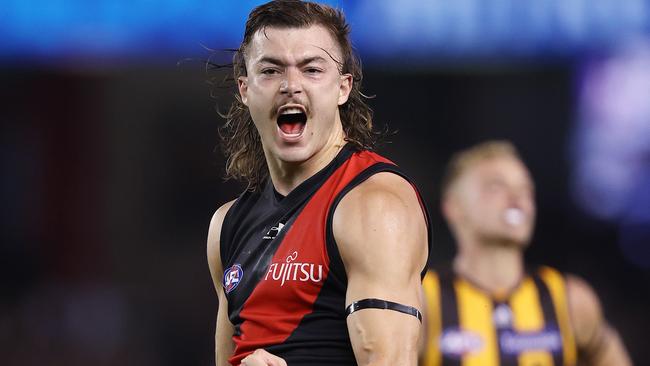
[264,251,323,286]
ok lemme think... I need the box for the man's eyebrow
[297,56,328,66]
[257,56,284,66]
[256,55,328,67]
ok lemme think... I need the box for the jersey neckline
[264,143,356,207]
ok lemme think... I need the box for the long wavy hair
[219,0,383,191]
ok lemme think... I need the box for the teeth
[280,107,304,115]
[504,208,525,227]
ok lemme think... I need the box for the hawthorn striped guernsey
[220,144,432,365]
[422,267,577,366]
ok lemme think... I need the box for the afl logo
[223,264,243,293]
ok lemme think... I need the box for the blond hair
[441,140,522,197]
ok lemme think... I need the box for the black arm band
[345,298,422,323]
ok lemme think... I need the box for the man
[420,141,632,366]
[206,1,431,365]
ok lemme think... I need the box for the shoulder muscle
[333,172,427,279]
[566,274,604,347]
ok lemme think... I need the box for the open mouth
[277,107,307,136]
[504,208,525,227]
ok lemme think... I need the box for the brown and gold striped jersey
[422,266,576,366]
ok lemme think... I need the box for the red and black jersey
[220,144,432,366]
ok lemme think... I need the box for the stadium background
[1,1,649,365]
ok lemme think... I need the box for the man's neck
[267,137,346,196]
[453,237,525,297]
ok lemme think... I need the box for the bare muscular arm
[207,200,237,366]
[334,172,429,366]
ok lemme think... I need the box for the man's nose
[279,68,302,96]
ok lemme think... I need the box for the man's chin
[481,232,531,248]
[503,235,531,248]
[274,145,313,164]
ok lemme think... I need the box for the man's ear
[238,76,249,106]
[337,73,353,105]
[441,194,460,223]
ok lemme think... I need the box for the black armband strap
[345,298,422,322]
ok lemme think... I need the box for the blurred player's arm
[334,172,428,366]
[207,201,237,366]
[417,283,428,361]
[418,272,437,364]
[566,275,632,366]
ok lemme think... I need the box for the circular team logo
[223,264,244,293]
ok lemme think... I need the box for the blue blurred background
[1,0,649,365]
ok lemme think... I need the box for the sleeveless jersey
[220,145,432,366]
[421,266,577,366]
